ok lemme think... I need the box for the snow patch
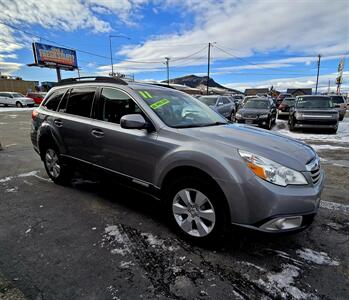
[5,187,18,193]
[274,118,349,144]
[120,261,135,269]
[104,225,131,256]
[141,232,179,251]
[0,176,12,183]
[18,170,39,178]
[320,200,349,215]
[257,264,317,299]
[296,248,339,266]
[309,144,347,151]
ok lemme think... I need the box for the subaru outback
[31,77,324,242]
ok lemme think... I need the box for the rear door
[55,86,97,163]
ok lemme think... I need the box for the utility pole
[165,57,170,85]
[315,54,321,94]
[109,35,131,77]
[206,42,212,95]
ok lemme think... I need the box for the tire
[265,117,272,130]
[289,117,295,131]
[229,110,235,121]
[16,102,23,108]
[43,145,71,185]
[164,175,229,244]
[329,127,338,134]
[339,115,344,121]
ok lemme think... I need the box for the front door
[91,87,158,184]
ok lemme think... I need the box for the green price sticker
[150,98,170,110]
[139,91,153,99]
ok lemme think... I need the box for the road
[0,109,348,299]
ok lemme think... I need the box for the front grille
[297,120,337,125]
[306,156,321,184]
[310,167,321,184]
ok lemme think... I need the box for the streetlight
[109,34,131,77]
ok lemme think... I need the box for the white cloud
[103,0,348,73]
[225,72,349,93]
[0,61,22,74]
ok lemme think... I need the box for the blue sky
[0,0,348,92]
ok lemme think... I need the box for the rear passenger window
[222,97,230,104]
[65,87,96,118]
[100,88,142,124]
[43,90,66,111]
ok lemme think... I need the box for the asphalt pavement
[0,110,348,299]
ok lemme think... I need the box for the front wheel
[16,102,23,108]
[43,146,71,185]
[289,117,296,131]
[165,176,228,243]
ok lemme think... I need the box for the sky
[0,0,348,93]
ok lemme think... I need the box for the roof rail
[57,76,128,86]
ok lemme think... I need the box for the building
[0,76,39,94]
[244,88,269,96]
[286,88,312,96]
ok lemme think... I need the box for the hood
[182,124,315,171]
[238,108,270,116]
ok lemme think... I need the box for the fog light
[260,216,303,231]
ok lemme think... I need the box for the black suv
[288,95,339,133]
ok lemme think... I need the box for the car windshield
[12,93,25,98]
[198,96,219,106]
[296,97,333,109]
[135,88,227,128]
[330,96,344,104]
[244,100,270,109]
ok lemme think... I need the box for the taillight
[32,110,39,120]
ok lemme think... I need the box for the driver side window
[100,88,142,124]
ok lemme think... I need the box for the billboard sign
[32,43,78,69]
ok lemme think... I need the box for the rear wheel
[43,146,71,185]
[16,102,23,108]
[165,175,228,244]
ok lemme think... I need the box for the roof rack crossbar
[58,76,128,86]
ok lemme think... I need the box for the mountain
[162,75,242,94]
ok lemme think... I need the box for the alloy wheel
[172,188,216,237]
[45,149,61,178]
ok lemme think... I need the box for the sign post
[28,43,78,82]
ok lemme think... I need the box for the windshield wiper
[173,122,227,128]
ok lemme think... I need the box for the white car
[0,92,35,107]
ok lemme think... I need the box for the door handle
[54,119,63,127]
[91,129,104,138]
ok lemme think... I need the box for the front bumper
[236,117,268,127]
[278,109,289,116]
[216,163,324,233]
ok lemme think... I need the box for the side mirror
[120,114,146,129]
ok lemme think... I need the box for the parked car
[235,97,277,129]
[198,95,236,120]
[276,93,292,107]
[277,97,295,118]
[328,95,347,121]
[288,95,339,133]
[238,96,257,109]
[31,76,324,242]
[26,92,47,105]
[0,92,35,107]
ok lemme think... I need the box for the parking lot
[0,108,348,299]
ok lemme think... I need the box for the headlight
[295,112,303,119]
[259,114,269,119]
[238,150,308,186]
[235,113,242,118]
